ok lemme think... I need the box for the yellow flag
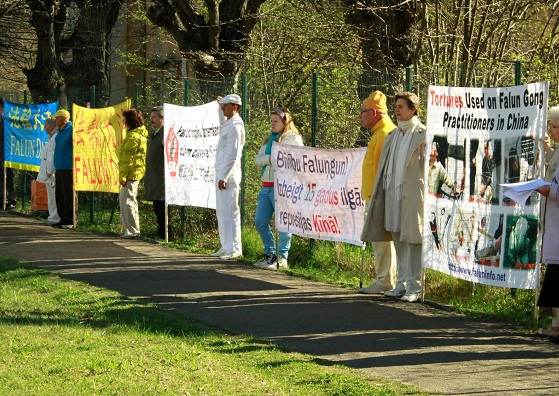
[72,99,131,193]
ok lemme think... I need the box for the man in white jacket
[37,118,60,225]
[212,94,245,259]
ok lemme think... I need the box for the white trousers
[46,177,60,223]
[371,241,397,288]
[120,181,140,236]
[391,232,423,294]
[215,177,242,255]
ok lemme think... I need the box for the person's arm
[254,142,270,167]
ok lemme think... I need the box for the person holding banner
[0,98,17,210]
[52,109,74,229]
[535,105,559,340]
[145,106,166,239]
[37,118,59,225]
[361,92,426,303]
[253,108,303,270]
[357,91,397,294]
[118,109,148,239]
[212,94,245,260]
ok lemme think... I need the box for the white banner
[272,143,366,246]
[164,101,223,208]
[424,82,549,289]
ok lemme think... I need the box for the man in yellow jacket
[358,91,397,294]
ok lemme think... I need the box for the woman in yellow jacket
[119,109,148,238]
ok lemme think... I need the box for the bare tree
[147,0,268,80]
[24,0,122,102]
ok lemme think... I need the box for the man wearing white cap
[52,108,74,229]
[212,94,245,259]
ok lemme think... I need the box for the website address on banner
[447,262,506,282]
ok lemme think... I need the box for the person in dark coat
[144,106,166,239]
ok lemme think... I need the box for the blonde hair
[264,108,301,143]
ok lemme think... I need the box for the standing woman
[119,109,148,239]
[361,92,426,302]
[254,108,303,270]
[535,105,559,340]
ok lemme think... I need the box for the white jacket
[215,113,245,182]
[255,129,303,183]
[37,131,58,184]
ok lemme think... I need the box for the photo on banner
[163,101,223,209]
[271,143,366,246]
[3,101,58,171]
[424,82,549,289]
[72,100,131,193]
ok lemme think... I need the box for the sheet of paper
[501,178,551,205]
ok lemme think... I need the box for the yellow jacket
[362,116,397,200]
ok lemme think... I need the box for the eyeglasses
[272,108,287,120]
[360,109,373,115]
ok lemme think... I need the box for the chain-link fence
[1,61,544,277]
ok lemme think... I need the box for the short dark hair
[123,109,144,130]
[151,106,163,118]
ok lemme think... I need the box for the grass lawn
[0,259,427,395]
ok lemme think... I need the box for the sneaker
[384,284,406,298]
[359,282,393,294]
[277,256,288,268]
[60,224,75,230]
[401,292,421,302]
[221,252,241,260]
[211,248,226,257]
[254,254,277,269]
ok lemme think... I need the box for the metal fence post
[406,66,412,92]
[89,86,96,224]
[133,83,139,109]
[311,72,318,148]
[180,79,189,237]
[22,91,28,211]
[240,74,248,228]
[515,60,522,86]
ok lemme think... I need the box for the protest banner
[72,100,131,193]
[424,82,548,289]
[272,143,366,246]
[3,101,58,171]
[164,101,223,208]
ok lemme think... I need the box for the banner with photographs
[423,82,549,289]
[272,143,366,246]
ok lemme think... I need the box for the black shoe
[550,335,559,344]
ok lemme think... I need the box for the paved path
[1,211,557,395]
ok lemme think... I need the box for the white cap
[219,94,242,105]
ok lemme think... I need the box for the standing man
[212,94,245,259]
[52,109,74,229]
[0,98,17,210]
[358,91,397,294]
[145,106,166,239]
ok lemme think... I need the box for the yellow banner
[72,100,131,193]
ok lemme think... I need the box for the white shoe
[120,233,139,239]
[384,284,406,298]
[221,252,241,260]
[359,282,392,294]
[211,248,226,257]
[277,256,288,268]
[401,292,421,302]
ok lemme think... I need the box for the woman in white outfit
[37,118,60,225]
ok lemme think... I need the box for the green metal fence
[1,60,542,276]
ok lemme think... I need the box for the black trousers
[152,200,166,239]
[55,169,74,225]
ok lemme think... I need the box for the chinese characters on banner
[424,82,549,289]
[72,100,131,193]
[3,101,58,171]
[272,143,366,246]
[164,101,223,208]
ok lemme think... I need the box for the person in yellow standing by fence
[118,109,148,239]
